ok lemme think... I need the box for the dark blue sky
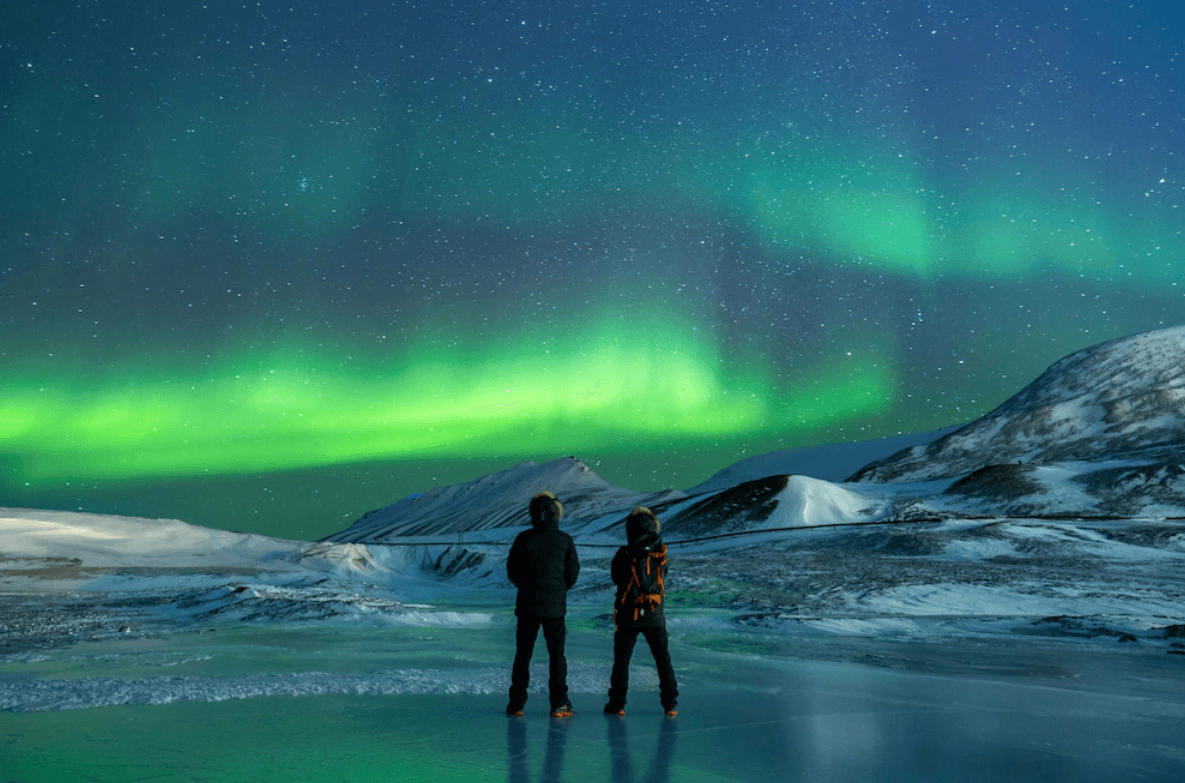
[2,1,1182,539]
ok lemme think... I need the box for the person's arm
[610,547,629,587]
[506,536,523,587]
[564,537,580,589]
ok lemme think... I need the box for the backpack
[617,544,667,622]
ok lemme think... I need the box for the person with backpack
[506,490,580,718]
[604,506,679,716]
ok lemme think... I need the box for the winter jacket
[507,503,580,618]
[611,511,669,629]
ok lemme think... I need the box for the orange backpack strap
[619,561,642,610]
[650,547,667,596]
[620,546,668,621]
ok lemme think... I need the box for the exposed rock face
[663,475,789,538]
[1071,463,1185,518]
[945,464,1044,500]
[850,326,1185,482]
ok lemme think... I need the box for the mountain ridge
[324,325,1185,545]
[850,326,1185,483]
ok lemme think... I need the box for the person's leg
[509,614,541,709]
[540,616,569,708]
[641,624,679,710]
[607,626,639,709]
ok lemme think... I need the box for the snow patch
[763,476,879,528]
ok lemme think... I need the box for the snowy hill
[851,326,1185,483]
[323,430,962,547]
[0,508,307,572]
[0,507,391,590]
[7,329,1185,712]
[323,456,684,543]
[658,474,881,540]
[684,426,959,495]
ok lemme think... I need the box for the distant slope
[0,507,304,569]
[0,507,391,580]
[851,326,1185,483]
[685,426,960,495]
[323,456,684,543]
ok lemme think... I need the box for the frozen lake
[4,615,1184,782]
[4,506,1184,780]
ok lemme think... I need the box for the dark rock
[945,464,1044,499]
[663,474,788,537]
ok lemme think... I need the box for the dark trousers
[509,614,568,708]
[608,624,678,709]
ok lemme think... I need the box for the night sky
[2,1,1183,541]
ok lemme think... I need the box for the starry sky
[2,0,1183,540]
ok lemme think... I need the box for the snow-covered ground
[4,505,1184,707]
[3,491,1184,782]
[3,514,1184,783]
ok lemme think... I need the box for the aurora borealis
[2,1,1183,539]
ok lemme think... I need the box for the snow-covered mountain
[851,326,1185,483]
[683,426,959,495]
[324,456,684,543]
[322,327,1185,546]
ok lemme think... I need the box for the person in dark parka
[605,506,678,716]
[506,490,580,717]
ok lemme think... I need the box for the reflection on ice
[508,713,680,783]
[3,623,1185,781]
[605,714,678,783]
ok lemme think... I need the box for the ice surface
[4,506,1185,780]
[3,623,1184,782]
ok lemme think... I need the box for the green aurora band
[2,310,896,485]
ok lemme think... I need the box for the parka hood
[625,506,662,553]
[529,490,563,529]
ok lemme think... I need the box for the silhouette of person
[506,490,580,717]
[606,507,678,715]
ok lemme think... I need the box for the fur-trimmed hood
[625,506,662,554]
[529,490,563,529]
